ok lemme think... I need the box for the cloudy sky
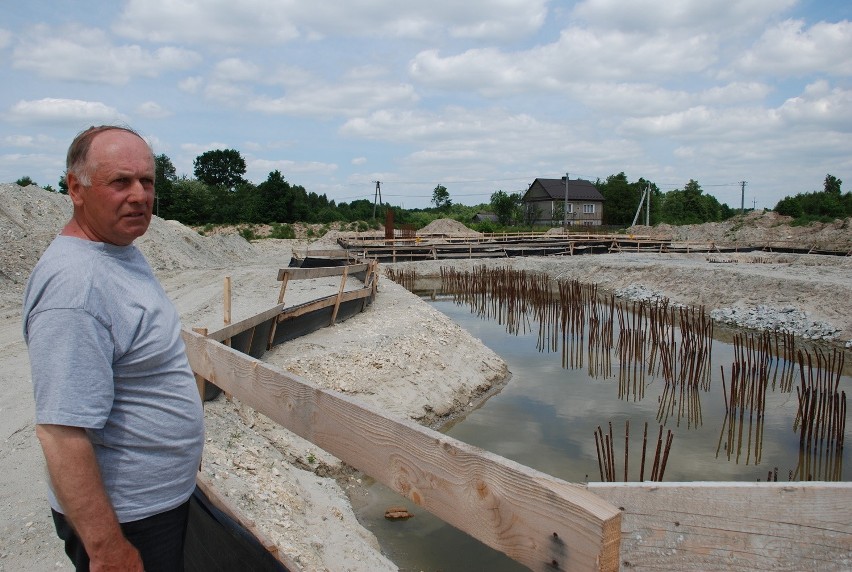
[2,1,851,210]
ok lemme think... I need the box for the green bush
[473,220,496,233]
[238,226,256,241]
[270,223,295,239]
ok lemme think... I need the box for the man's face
[67,130,155,246]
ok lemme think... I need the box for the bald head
[66,125,154,187]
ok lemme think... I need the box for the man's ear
[66,172,85,208]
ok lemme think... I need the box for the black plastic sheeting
[185,486,290,572]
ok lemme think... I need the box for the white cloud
[248,79,418,118]
[341,106,642,176]
[6,98,127,125]
[180,141,233,157]
[572,0,794,34]
[698,82,773,105]
[775,81,852,129]
[733,19,852,77]
[351,156,367,166]
[567,81,773,118]
[409,27,718,96]
[115,0,548,44]
[621,105,775,139]
[621,82,852,140]
[179,76,204,93]
[114,0,301,45]
[200,58,265,104]
[136,101,171,119]
[3,134,56,148]
[11,24,201,85]
[213,58,262,82]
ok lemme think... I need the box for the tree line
[12,148,848,230]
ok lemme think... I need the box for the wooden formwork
[187,261,852,571]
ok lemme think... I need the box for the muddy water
[356,289,851,571]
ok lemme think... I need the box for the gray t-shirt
[23,236,204,523]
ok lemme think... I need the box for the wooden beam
[191,327,208,402]
[276,288,370,323]
[182,330,622,572]
[329,266,349,325]
[207,303,286,343]
[277,263,370,281]
[588,481,852,571]
[277,273,290,304]
[223,276,232,325]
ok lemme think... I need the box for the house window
[566,203,574,213]
[583,204,595,214]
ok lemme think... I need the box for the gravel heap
[710,305,845,343]
[616,283,850,347]
[614,284,686,308]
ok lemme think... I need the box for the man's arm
[36,424,144,572]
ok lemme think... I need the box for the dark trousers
[51,499,191,572]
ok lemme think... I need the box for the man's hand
[88,535,144,572]
[36,424,144,571]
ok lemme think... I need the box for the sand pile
[0,184,257,308]
[420,217,482,236]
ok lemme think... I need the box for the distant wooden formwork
[338,231,852,260]
[187,261,852,571]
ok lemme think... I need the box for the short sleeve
[28,308,116,429]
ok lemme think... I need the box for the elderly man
[23,126,205,571]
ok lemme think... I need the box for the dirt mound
[420,218,482,236]
[0,183,74,288]
[629,211,852,251]
[0,183,256,294]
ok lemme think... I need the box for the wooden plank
[191,327,208,402]
[588,481,852,571]
[182,330,622,572]
[301,249,351,258]
[223,276,232,326]
[209,284,373,343]
[207,303,287,343]
[277,273,289,304]
[329,266,348,325]
[277,263,369,281]
[276,288,371,323]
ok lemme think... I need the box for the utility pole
[372,181,382,220]
[631,182,651,227]
[563,172,569,231]
[740,181,747,214]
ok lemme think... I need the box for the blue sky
[1,0,850,210]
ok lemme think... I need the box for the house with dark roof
[471,211,499,223]
[521,177,605,226]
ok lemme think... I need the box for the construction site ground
[1,184,851,570]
